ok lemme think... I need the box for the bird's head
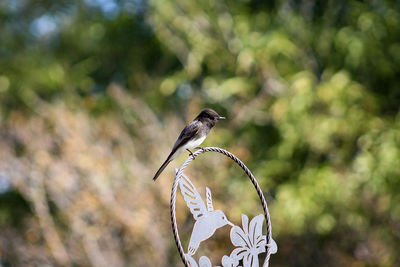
[195,108,225,126]
[213,210,234,228]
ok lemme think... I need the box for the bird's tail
[153,157,173,181]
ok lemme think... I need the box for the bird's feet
[187,147,204,159]
[186,149,196,160]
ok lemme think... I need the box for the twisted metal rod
[170,147,273,267]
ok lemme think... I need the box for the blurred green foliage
[0,0,399,266]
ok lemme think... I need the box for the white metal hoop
[170,147,274,267]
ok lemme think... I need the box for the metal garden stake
[170,147,277,267]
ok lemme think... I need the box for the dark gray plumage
[153,108,225,181]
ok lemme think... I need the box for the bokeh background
[1,0,399,266]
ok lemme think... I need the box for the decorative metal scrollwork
[170,147,277,267]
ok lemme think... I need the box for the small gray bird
[153,108,225,181]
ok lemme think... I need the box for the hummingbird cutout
[179,172,234,255]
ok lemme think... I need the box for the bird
[153,108,225,181]
[178,172,233,255]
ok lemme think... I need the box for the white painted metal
[178,172,277,267]
[170,147,277,267]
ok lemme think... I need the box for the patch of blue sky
[30,14,58,37]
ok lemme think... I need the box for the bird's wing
[171,121,200,153]
[205,187,214,212]
[179,172,207,220]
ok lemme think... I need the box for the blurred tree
[0,0,399,266]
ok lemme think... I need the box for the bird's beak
[217,116,225,120]
[227,220,234,227]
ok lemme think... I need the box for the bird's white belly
[183,135,206,150]
[171,136,206,160]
